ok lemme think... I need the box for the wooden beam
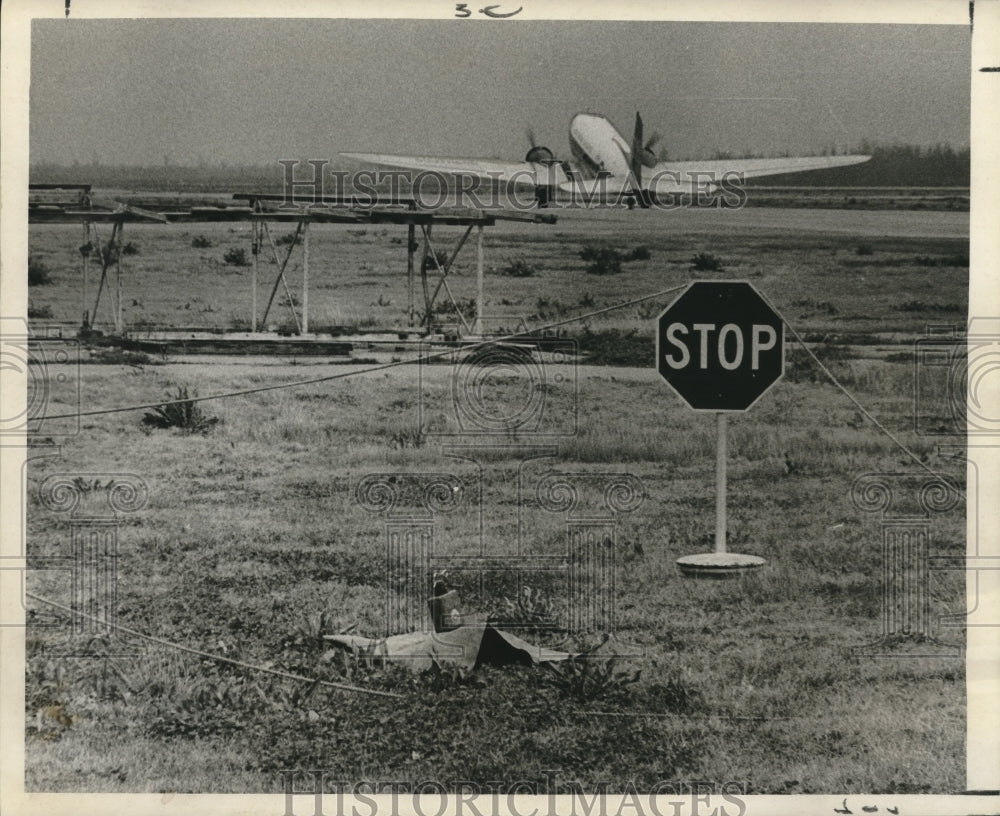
[234,192,420,208]
[407,223,415,328]
[302,220,310,335]
[476,225,484,335]
[81,222,90,329]
[251,217,259,332]
[29,189,90,206]
[115,221,124,333]
[420,225,432,330]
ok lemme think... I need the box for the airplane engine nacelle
[525,145,557,164]
[640,147,658,168]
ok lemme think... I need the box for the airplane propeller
[629,112,663,179]
[625,112,664,208]
[641,131,663,166]
[524,127,557,164]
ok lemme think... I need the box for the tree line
[30,141,970,191]
[742,142,969,187]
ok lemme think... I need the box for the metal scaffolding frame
[29,186,555,338]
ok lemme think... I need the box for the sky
[28,18,971,166]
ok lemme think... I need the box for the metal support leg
[476,224,484,335]
[407,223,415,328]
[302,219,310,335]
[81,221,90,329]
[115,220,124,334]
[251,217,259,333]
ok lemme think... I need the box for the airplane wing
[339,153,557,186]
[554,154,872,199]
[342,149,870,200]
[645,154,870,186]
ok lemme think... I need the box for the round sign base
[676,552,766,578]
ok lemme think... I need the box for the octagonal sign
[656,281,784,411]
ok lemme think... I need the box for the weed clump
[577,328,653,366]
[541,653,640,703]
[644,668,703,714]
[28,256,51,286]
[535,296,571,320]
[625,245,651,261]
[431,296,477,323]
[421,249,449,272]
[191,235,213,248]
[690,252,723,272]
[142,386,219,433]
[499,258,537,277]
[579,244,652,275]
[223,247,250,266]
[389,427,425,449]
[580,246,624,275]
[100,241,120,266]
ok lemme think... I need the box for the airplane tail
[628,113,652,207]
[630,113,645,184]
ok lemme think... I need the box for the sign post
[715,411,727,555]
[655,281,785,576]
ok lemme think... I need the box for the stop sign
[656,281,784,411]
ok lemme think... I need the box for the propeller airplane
[341,111,871,208]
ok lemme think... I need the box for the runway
[500,205,970,241]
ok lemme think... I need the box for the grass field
[22,206,969,794]
[26,207,967,337]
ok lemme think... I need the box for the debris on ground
[324,623,574,672]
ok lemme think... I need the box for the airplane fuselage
[567,113,633,180]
